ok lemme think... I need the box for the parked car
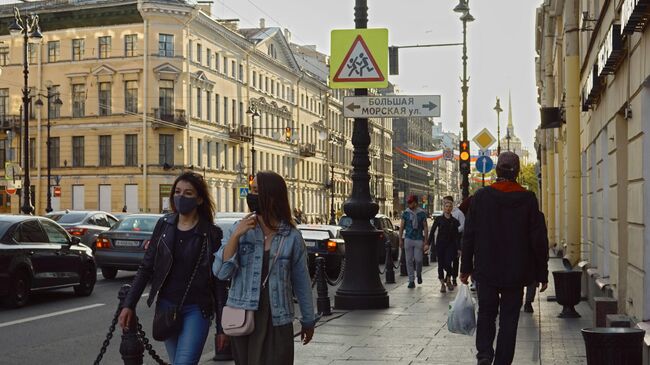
[297,224,345,278]
[338,214,399,263]
[94,214,163,279]
[46,210,119,250]
[0,215,96,307]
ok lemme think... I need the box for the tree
[519,163,539,196]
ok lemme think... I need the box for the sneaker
[446,278,454,291]
[523,302,534,313]
[440,283,446,293]
[452,278,458,287]
[477,358,492,365]
[417,275,423,284]
[408,282,415,289]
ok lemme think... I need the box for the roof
[0,214,40,223]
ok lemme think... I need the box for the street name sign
[330,28,388,89]
[473,128,496,151]
[343,95,441,118]
[475,156,494,174]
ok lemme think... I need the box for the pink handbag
[221,306,254,336]
[221,236,286,336]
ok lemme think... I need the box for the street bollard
[399,247,407,276]
[315,256,332,316]
[118,284,144,365]
[384,241,395,284]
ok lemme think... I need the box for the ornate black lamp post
[494,97,502,155]
[453,0,474,200]
[334,0,388,309]
[246,106,260,175]
[9,7,42,214]
[35,86,62,214]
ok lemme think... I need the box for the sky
[213,0,542,153]
[0,0,542,152]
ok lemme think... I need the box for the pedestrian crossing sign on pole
[330,28,388,89]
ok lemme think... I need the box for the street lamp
[10,7,42,215]
[35,85,62,213]
[454,0,474,200]
[506,129,512,151]
[494,97,503,156]
[246,106,260,176]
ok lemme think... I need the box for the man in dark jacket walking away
[460,151,549,365]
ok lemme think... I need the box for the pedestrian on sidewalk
[443,195,465,287]
[118,171,229,365]
[428,199,460,293]
[214,171,316,365]
[460,151,549,365]
[399,195,430,288]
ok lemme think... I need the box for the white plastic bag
[447,283,476,335]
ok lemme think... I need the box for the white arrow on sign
[343,95,441,118]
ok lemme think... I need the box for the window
[159,134,174,165]
[232,99,236,125]
[98,82,111,116]
[196,87,202,119]
[159,80,174,116]
[207,141,212,168]
[238,64,243,81]
[98,36,111,59]
[206,91,212,122]
[124,34,137,57]
[215,52,220,72]
[0,46,8,66]
[197,138,203,166]
[258,74,262,89]
[253,71,257,88]
[207,48,211,68]
[159,34,174,57]
[99,135,111,166]
[47,41,60,62]
[47,85,61,118]
[231,60,236,78]
[0,89,8,117]
[215,143,220,168]
[196,43,202,64]
[41,220,69,244]
[224,96,228,122]
[13,220,47,244]
[72,39,84,61]
[29,138,35,169]
[239,102,243,124]
[28,43,36,64]
[49,137,60,168]
[72,136,85,167]
[72,84,85,117]
[268,44,277,59]
[125,81,138,113]
[0,140,5,167]
[125,134,137,166]
[215,93,220,124]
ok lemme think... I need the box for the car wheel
[101,267,118,280]
[4,270,30,308]
[74,263,97,296]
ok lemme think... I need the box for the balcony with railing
[229,124,252,142]
[299,143,316,157]
[0,115,20,131]
[150,108,187,129]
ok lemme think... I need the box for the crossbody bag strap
[261,235,286,289]
[178,236,206,308]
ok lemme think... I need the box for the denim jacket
[213,220,317,329]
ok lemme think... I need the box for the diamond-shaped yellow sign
[473,128,496,150]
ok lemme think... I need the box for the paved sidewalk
[201,256,591,364]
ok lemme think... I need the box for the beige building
[535,0,650,340]
[0,0,393,221]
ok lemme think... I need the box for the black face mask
[174,195,198,215]
[246,193,260,213]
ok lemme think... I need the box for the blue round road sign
[475,156,494,174]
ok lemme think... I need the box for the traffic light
[285,127,292,141]
[459,140,470,173]
[248,174,254,187]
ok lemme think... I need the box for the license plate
[305,241,316,247]
[114,240,141,247]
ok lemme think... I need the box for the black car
[94,214,163,279]
[46,210,119,250]
[0,215,96,308]
[298,224,345,278]
[338,214,399,263]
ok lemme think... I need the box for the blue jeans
[157,299,210,365]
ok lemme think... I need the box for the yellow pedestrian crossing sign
[330,28,388,89]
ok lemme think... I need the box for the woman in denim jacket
[213,171,316,365]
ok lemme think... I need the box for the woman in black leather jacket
[118,171,228,365]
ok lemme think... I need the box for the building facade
[0,0,393,221]
[535,0,650,335]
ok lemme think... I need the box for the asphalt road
[0,264,354,365]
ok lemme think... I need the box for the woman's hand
[301,326,314,345]
[118,308,134,331]
[216,334,229,350]
[233,212,257,238]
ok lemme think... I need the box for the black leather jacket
[123,213,228,333]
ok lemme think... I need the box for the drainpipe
[142,16,149,212]
[563,0,581,267]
